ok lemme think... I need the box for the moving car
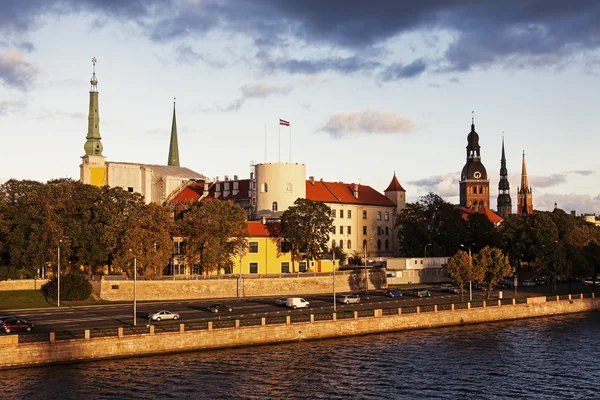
[521,279,536,287]
[1,318,34,333]
[148,310,179,321]
[338,294,360,304]
[286,297,310,309]
[208,304,233,313]
[384,289,403,297]
[275,298,288,306]
[412,288,431,298]
[440,284,454,292]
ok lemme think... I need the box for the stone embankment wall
[0,279,49,291]
[1,295,597,369]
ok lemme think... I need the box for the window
[340,226,344,234]
[363,239,367,249]
[340,210,344,218]
[377,227,381,235]
[347,226,351,234]
[385,240,389,250]
[385,227,389,235]
[384,212,389,221]
[249,262,258,274]
[479,186,483,194]
[285,183,292,192]
[332,226,336,234]
[332,209,336,218]
[339,241,344,249]
[249,242,259,253]
[377,211,382,220]
[377,240,382,250]
[347,210,352,218]
[299,261,307,272]
[272,201,278,211]
[281,262,290,273]
[128,187,134,192]
[261,183,268,192]
[363,226,367,235]
[362,210,367,219]
[347,240,351,249]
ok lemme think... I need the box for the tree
[473,246,513,299]
[442,250,482,301]
[280,198,333,271]
[533,244,568,293]
[178,199,248,275]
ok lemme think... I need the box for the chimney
[309,176,314,185]
[234,175,238,181]
[224,175,229,181]
[353,183,359,199]
[261,216,267,225]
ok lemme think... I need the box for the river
[1,312,599,399]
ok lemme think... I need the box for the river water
[2,312,599,400]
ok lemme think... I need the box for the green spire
[167,98,180,167]
[83,57,103,156]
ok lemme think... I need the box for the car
[275,297,288,306]
[338,294,360,304]
[286,297,310,309]
[412,288,431,297]
[384,289,403,297]
[208,304,233,313]
[449,286,461,294]
[521,279,536,287]
[1,318,34,333]
[440,284,454,292]
[148,310,180,321]
[583,278,596,286]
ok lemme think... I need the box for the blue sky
[1,0,599,214]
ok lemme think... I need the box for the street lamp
[363,241,369,296]
[424,243,432,259]
[460,244,473,301]
[57,240,62,307]
[129,249,137,326]
[332,247,336,312]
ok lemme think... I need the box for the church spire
[83,57,103,156]
[520,151,529,189]
[517,151,534,215]
[497,134,512,217]
[167,98,180,167]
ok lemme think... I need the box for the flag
[279,119,290,126]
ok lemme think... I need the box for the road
[1,282,591,334]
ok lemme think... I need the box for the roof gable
[306,180,395,207]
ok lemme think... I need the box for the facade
[517,152,534,215]
[459,119,490,210]
[254,162,306,219]
[79,60,208,204]
[497,137,512,217]
[385,257,449,284]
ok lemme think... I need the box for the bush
[42,273,92,301]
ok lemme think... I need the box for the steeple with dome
[459,113,490,210]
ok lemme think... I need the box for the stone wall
[0,279,49,291]
[1,295,597,369]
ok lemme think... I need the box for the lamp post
[460,244,473,301]
[333,247,336,312]
[57,240,62,307]
[424,243,432,259]
[129,249,137,326]
[363,241,369,297]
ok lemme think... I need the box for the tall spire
[517,150,534,215]
[497,134,512,217]
[83,57,103,156]
[520,151,529,189]
[167,97,180,167]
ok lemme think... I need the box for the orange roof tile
[247,221,280,237]
[306,180,395,207]
[385,173,405,192]
[458,206,504,224]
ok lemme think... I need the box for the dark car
[385,289,403,297]
[412,288,431,298]
[1,318,34,333]
[208,304,233,313]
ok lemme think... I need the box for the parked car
[338,294,360,304]
[384,289,403,297]
[286,297,310,309]
[412,288,431,297]
[1,318,34,333]
[583,278,596,286]
[521,279,536,287]
[275,298,288,306]
[474,283,489,291]
[450,286,461,294]
[149,310,180,321]
[208,304,233,313]
[440,284,454,292]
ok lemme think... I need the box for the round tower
[255,163,306,218]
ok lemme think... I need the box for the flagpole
[278,121,281,163]
[289,125,292,163]
[264,124,267,163]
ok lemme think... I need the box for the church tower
[167,99,180,167]
[517,151,534,215]
[384,172,406,213]
[459,114,489,210]
[497,136,512,217]
[80,57,106,187]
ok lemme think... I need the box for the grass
[0,290,53,311]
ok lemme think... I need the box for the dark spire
[497,134,512,217]
[167,98,180,167]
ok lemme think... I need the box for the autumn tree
[442,250,483,301]
[280,198,333,271]
[533,243,568,293]
[473,246,513,299]
[178,199,248,275]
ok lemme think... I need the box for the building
[79,59,208,204]
[385,257,449,284]
[459,117,490,210]
[517,151,534,215]
[497,136,512,217]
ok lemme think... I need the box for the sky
[1,0,599,214]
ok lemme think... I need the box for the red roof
[169,179,251,204]
[385,174,405,192]
[247,221,280,237]
[306,180,395,207]
[458,206,504,224]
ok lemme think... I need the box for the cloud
[321,110,416,138]
[37,109,85,120]
[568,170,595,176]
[380,59,427,81]
[407,173,460,198]
[174,44,225,68]
[219,82,291,112]
[528,173,567,189]
[536,192,600,214]
[264,56,381,75]
[0,48,39,90]
[0,99,27,116]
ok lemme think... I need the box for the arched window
[285,183,293,192]
[479,186,483,194]
[377,240,382,250]
[339,241,344,249]
[261,183,268,193]
[272,201,278,211]
[385,239,389,250]
[362,239,367,249]
[347,240,351,249]
[331,240,336,249]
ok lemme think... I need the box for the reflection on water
[1,313,600,399]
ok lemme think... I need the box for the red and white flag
[279,119,290,126]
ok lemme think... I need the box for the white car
[440,284,454,292]
[338,294,360,304]
[149,310,179,321]
[521,280,536,287]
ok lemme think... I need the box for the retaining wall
[0,279,49,291]
[1,294,597,369]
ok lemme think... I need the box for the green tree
[42,273,92,301]
[280,198,333,271]
[533,243,568,293]
[178,200,248,275]
[442,250,482,301]
[473,246,513,299]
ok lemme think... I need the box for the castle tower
[80,57,107,187]
[497,136,512,217]
[517,151,534,215]
[167,98,180,167]
[384,172,406,213]
[459,114,489,210]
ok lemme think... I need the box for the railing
[11,292,596,345]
